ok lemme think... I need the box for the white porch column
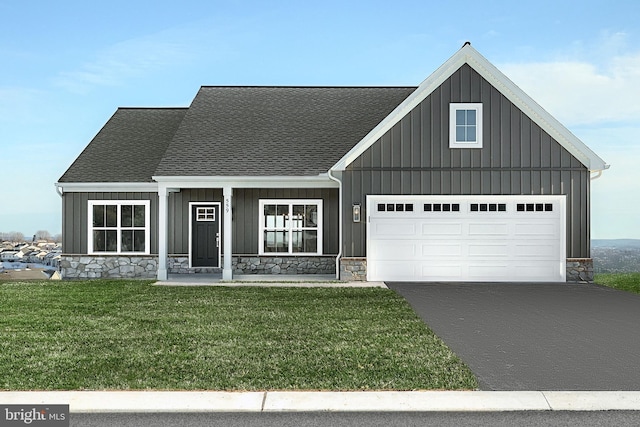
[157,186,169,281]
[223,186,233,280]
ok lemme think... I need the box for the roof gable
[153,86,416,177]
[332,43,607,172]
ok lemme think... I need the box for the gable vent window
[450,103,483,149]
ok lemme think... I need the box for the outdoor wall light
[352,203,361,223]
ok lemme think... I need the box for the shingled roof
[59,86,417,183]
[154,86,416,177]
[58,108,187,183]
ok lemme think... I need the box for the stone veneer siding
[60,255,592,282]
[232,256,335,275]
[59,255,157,279]
[340,257,367,281]
[566,258,594,283]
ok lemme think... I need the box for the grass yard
[595,273,640,294]
[0,280,477,391]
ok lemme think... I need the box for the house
[56,43,607,283]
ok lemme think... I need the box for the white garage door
[367,195,566,282]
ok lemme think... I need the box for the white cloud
[53,32,194,93]
[499,51,640,127]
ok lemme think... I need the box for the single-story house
[56,43,607,283]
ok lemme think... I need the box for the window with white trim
[259,199,322,255]
[88,200,150,255]
[450,103,483,148]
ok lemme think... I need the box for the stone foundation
[232,256,335,275]
[60,254,592,283]
[566,258,594,283]
[59,255,157,279]
[168,256,222,274]
[340,257,367,281]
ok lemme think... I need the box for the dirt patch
[0,268,50,280]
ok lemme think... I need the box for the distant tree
[53,234,62,243]
[35,230,52,241]
[1,231,25,242]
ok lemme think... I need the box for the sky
[1,0,639,239]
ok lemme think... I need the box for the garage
[367,195,566,282]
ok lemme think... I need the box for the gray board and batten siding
[62,192,159,254]
[342,64,590,259]
[170,188,340,256]
[64,188,340,257]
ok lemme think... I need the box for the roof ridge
[198,85,418,89]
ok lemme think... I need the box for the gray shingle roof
[154,86,416,177]
[58,108,187,183]
[59,86,417,183]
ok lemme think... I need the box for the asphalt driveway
[387,282,640,391]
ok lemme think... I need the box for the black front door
[191,204,220,267]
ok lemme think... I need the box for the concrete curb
[2,391,640,412]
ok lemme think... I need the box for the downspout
[54,183,63,197]
[327,169,342,280]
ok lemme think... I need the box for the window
[450,103,483,148]
[259,200,322,255]
[88,200,150,254]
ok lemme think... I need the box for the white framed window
[88,200,150,255]
[450,103,483,148]
[259,199,323,255]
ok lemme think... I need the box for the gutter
[590,164,610,181]
[327,169,342,280]
[54,183,63,197]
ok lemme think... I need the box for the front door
[191,204,220,267]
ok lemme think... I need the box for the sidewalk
[2,390,640,412]
[154,273,388,288]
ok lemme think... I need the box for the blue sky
[1,0,638,239]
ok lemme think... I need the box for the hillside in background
[592,239,640,273]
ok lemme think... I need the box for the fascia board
[152,175,339,189]
[331,44,607,172]
[55,182,158,193]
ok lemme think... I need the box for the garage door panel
[422,223,462,236]
[468,223,509,236]
[370,261,418,280]
[468,243,510,257]
[467,263,510,279]
[422,243,462,257]
[515,243,558,258]
[374,222,416,236]
[516,263,563,280]
[515,222,556,236]
[368,195,565,282]
[372,242,417,258]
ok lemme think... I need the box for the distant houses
[0,240,62,269]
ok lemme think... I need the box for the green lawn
[0,280,477,391]
[595,272,640,294]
